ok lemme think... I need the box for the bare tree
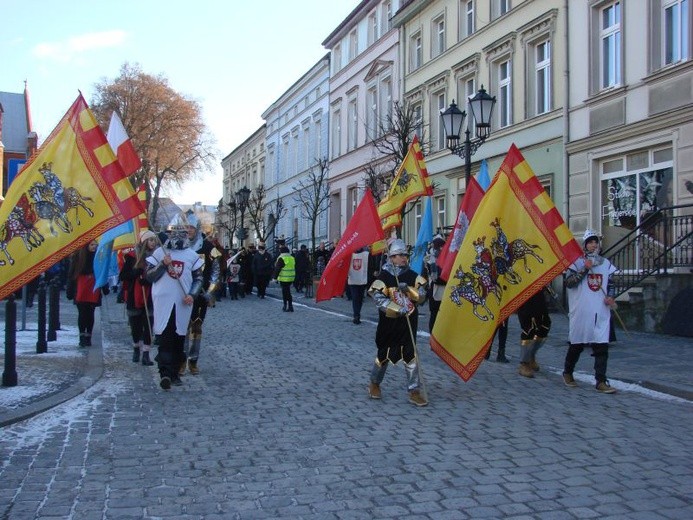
[246,185,286,244]
[293,157,330,268]
[91,62,217,228]
[214,198,239,248]
[363,101,432,233]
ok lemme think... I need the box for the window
[331,108,341,158]
[664,0,689,65]
[458,76,477,135]
[380,76,393,131]
[600,147,674,268]
[368,11,379,45]
[432,15,446,57]
[460,1,475,40]
[432,91,447,151]
[534,39,551,115]
[314,119,322,162]
[600,2,621,89]
[413,103,423,139]
[292,131,299,176]
[333,44,342,73]
[348,186,359,220]
[410,31,423,70]
[347,97,358,151]
[349,30,358,61]
[281,137,289,181]
[492,0,510,20]
[497,59,512,128]
[366,85,378,140]
[303,125,311,170]
[381,1,392,33]
[435,196,446,232]
[414,201,423,234]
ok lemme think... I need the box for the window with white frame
[413,103,423,139]
[496,59,512,128]
[281,136,289,181]
[292,130,299,177]
[366,85,378,140]
[664,0,690,65]
[368,10,379,45]
[382,1,392,33]
[432,14,446,58]
[347,97,358,152]
[435,196,446,232]
[303,125,311,170]
[458,76,476,135]
[432,90,447,151]
[333,44,342,73]
[410,31,423,71]
[491,0,510,20]
[460,0,475,40]
[348,186,359,220]
[331,108,341,158]
[314,118,322,162]
[349,30,358,61]
[600,1,621,89]
[380,75,393,131]
[533,39,551,116]
[599,147,673,268]
[414,201,423,235]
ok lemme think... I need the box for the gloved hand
[203,292,216,308]
[398,282,409,292]
[397,306,408,317]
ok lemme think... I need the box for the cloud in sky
[33,30,127,63]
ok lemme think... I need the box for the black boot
[79,333,86,347]
[288,303,294,312]
[132,346,141,363]
[141,351,154,366]
[84,334,92,347]
[496,345,509,363]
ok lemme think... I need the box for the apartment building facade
[262,54,331,249]
[322,0,401,242]
[393,0,568,242]
[220,125,266,248]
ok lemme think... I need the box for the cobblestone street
[1,292,691,519]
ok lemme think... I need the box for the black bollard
[3,295,18,387]
[48,279,60,341]
[36,280,47,353]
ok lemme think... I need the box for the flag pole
[394,272,429,402]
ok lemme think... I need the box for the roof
[0,91,30,153]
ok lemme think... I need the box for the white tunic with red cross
[567,255,618,344]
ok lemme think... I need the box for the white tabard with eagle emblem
[567,255,617,344]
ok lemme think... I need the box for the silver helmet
[582,228,600,246]
[165,213,192,250]
[388,238,408,257]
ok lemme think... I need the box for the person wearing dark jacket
[252,242,274,298]
[294,245,310,293]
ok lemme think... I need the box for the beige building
[219,125,266,248]
[393,0,567,242]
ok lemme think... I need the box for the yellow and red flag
[0,94,145,300]
[430,144,582,381]
[377,135,433,218]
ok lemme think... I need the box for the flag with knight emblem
[430,144,583,381]
[0,94,145,300]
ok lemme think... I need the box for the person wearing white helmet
[366,238,429,406]
[562,229,618,393]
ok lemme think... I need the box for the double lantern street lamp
[234,186,251,243]
[439,86,496,186]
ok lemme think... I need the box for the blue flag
[410,197,433,275]
[93,221,134,290]
[477,159,491,191]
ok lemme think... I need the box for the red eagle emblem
[167,260,185,279]
[587,273,603,292]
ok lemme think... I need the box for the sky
[0,0,357,206]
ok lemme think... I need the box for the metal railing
[601,204,693,297]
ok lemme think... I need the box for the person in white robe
[562,229,618,394]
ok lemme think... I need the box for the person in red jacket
[119,230,160,365]
[66,240,107,347]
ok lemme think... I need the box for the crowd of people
[59,215,619,399]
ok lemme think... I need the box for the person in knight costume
[146,219,204,390]
[424,234,446,332]
[174,212,222,376]
[367,239,428,406]
[562,229,618,394]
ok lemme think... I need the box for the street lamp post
[235,186,251,244]
[440,86,496,186]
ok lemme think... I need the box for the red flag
[107,111,141,176]
[437,175,485,281]
[316,190,384,302]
